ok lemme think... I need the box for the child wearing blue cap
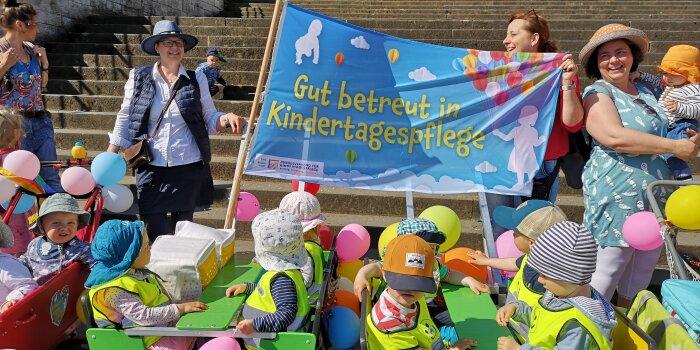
[195,47,228,96]
[86,220,207,350]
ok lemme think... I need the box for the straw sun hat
[579,23,649,70]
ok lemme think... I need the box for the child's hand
[496,304,517,326]
[0,300,18,313]
[226,284,247,297]
[450,338,478,350]
[466,277,490,295]
[236,319,255,335]
[498,336,519,350]
[176,301,208,315]
[666,99,678,112]
[353,277,371,302]
[466,250,489,265]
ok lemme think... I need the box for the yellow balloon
[419,205,461,252]
[388,48,400,63]
[336,259,364,281]
[378,222,399,260]
[665,185,700,230]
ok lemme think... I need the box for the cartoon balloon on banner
[3,150,40,179]
[102,184,134,213]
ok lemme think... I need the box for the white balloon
[0,177,15,203]
[102,184,134,213]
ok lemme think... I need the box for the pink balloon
[200,337,240,350]
[623,211,663,251]
[0,176,15,203]
[61,167,96,196]
[336,224,370,262]
[3,150,40,179]
[502,270,517,279]
[496,230,524,259]
[235,192,260,222]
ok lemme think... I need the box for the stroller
[0,159,102,350]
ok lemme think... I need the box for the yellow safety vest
[304,241,324,306]
[528,299,612,349]
[366,297,442,350]
[508,254,544,342]
[89,273,171,348]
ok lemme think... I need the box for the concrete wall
[30,0,225,42]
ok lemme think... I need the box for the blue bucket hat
[493,199,554,231]
[141,20,198,56]
[85,220,144,288]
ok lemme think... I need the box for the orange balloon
[336,259,363,281]
[335,52,345,65]
[324,290,360,317]
[440,247,488,283]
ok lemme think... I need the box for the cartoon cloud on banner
[245,3,565,195]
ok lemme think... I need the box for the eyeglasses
[158,40,185,48]
[632,98,658,116]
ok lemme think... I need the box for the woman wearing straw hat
[106,20,246,241]
[579,24,700,307]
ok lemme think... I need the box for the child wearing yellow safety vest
[496,221,617,350]
[356,218,489,346]
[367,234,478,350]
[278,191,326,306]
[85,220,208,350]
[469,200,567,340]
[226,209,310,349]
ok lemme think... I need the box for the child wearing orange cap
[637,45,700,180]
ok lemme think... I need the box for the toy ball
[2,193,34,214]
[419,205,461,252]
[291,180,320,195]
[0,176,16,203]
[3,150,40,180]
[324,290,360,317]
[622,211,663,251]
[318,224,334,250]
[61,167,95,196]
[235,192,260,222]
[102,184,134,213]
[665,185,700,230]
[90,152,127,187]
[377,222,399,260]
[336,224,370,262]
[199,337,241,350]
[336,259,363,281]
[496,230,524,259]
[440,247,488,283]
[325,306,360,349]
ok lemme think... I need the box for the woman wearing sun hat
[579,24,700,307]
[105,20,247,240]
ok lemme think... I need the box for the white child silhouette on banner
[492,105,546,190]
[295,19,322,65]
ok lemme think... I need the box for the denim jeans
[665,119,698,180]
[20,116,62,192]
[483,159,559,241]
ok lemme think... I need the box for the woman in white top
[106,21,245,240]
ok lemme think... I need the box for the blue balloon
[91,152,126,187]
[325,306,360,350]
[2,193,35,214]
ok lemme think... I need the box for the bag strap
[149,76,184,139]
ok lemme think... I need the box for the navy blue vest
[127,65,212,164]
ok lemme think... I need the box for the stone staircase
[44,0,700,258]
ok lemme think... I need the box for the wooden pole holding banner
[224,0,284,229]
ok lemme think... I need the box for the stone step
[43,94,253,114]
[47,66,261,86]
[78,16,700,33]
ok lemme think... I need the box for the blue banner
[245,3,565,195]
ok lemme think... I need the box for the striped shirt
[244,274,298,332]
[639,72,700,124]
[540,288,614,322]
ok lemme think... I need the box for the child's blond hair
[0,108,22,149]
